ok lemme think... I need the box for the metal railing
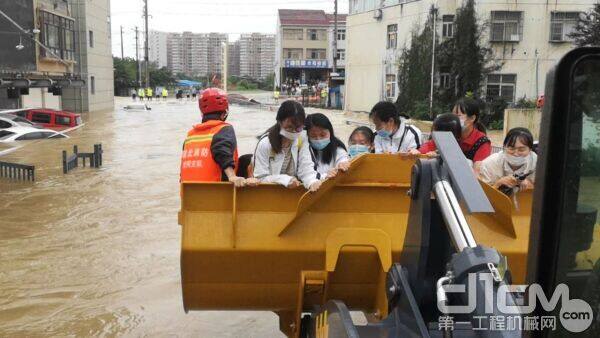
[63,144,103,174]
[0,161,35,181]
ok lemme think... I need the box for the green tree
[569,3,600,46]
[113,57,137,96]
[444,0,500,99]
[149,66,175,87]
[396,12,437,119]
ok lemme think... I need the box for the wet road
[0,94,360,337]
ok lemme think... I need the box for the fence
[0,161,35,181]
[63,144,103,174]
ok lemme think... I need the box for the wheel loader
[178,48,600,337]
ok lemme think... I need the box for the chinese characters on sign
[438,315,557,331]
[284,59,329,68]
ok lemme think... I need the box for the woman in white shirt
[305,113,350,179]
[253,100,322,192]
[369,101,422,154]
[479,127,537,193]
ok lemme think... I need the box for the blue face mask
[377,129,391,138]
[348,144,369,157]
[310,138,330,151]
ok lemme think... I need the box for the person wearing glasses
[479,127,537,192]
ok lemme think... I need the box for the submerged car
[0,126,68,142]
[11,108,82,130]
[0,114,38,129]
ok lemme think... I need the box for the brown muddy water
[0,95,360,337]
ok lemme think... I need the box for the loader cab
[527,47,600,336]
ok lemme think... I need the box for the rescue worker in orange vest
[180,88,254,187]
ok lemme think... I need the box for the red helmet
[199,88,228,114]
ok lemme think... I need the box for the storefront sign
[284,59,329,69]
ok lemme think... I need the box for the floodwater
[0,93,361,337]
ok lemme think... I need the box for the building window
[89,30,94,48]
[337,29,346,41]
[442,15,454,38]
[490,11,523,42]
[486,74,516,102]
[283,48,303,60]
[386,74,396,99]
[307,49,326,60]
[40,11,75,60]
[90,76,96,95]
[335,49,345,61]
[307,29,326,41]
[439,73,451,89]
[387,24,397,49]
[550,12,579,42]
[283,29,303,40]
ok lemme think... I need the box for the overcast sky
[111,0,349,58]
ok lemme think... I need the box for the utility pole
[429,5,438,119]
[120,25,124,59]
[332,0,338,74]
[134,26,141,88]
[143,0,150,89]
[222,42,228,91]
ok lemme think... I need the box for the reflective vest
[180,120,238,182]
[138,88,145,97]
[162,89,168,97]
[146,88,153,97]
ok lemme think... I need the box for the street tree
[569,3,600,46]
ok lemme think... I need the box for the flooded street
[0,93,361,337]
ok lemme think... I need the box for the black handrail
[0,161,35,181]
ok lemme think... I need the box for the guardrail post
[62,150,67,174]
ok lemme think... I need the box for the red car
[14,108,82,130]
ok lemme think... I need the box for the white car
[0,114,38,129]
[0,126,68,142]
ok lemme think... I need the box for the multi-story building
[327,14,347,76]
[63,0,114,113]
[0,0,113,112]
[275,9,331,87]
[345,0,596,112]
[239,33,275,80]
[149,30,168,68]
[227,40,240,77]
[165,32,226,79]
[207,33,228,78]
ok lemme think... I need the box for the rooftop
[278,9,329,26]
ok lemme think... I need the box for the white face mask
[505,153,528,167]
[280,128,301,141]
[459,116,467,130]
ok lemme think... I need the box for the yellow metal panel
[179,154,533,333]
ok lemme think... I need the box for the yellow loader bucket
[179,154,533,335]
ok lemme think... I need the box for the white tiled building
[239,33,276,80]
[345,0,595,112]
[149,30,168,69]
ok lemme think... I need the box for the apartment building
[0,0,113,112]
[239,33,275,80]
[164,32,226,78]
[149,30,168,68]
[345,0,596,112]
[228,40,240,77]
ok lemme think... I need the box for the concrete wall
[64,0,114,112]
[504,108,542,140]
[82,0,114,112]
[345,0,596,113]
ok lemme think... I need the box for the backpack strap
[397,125,421,152]
[464,136,491,161]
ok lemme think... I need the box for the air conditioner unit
[373,9,383,20]
[509,34,520,42]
